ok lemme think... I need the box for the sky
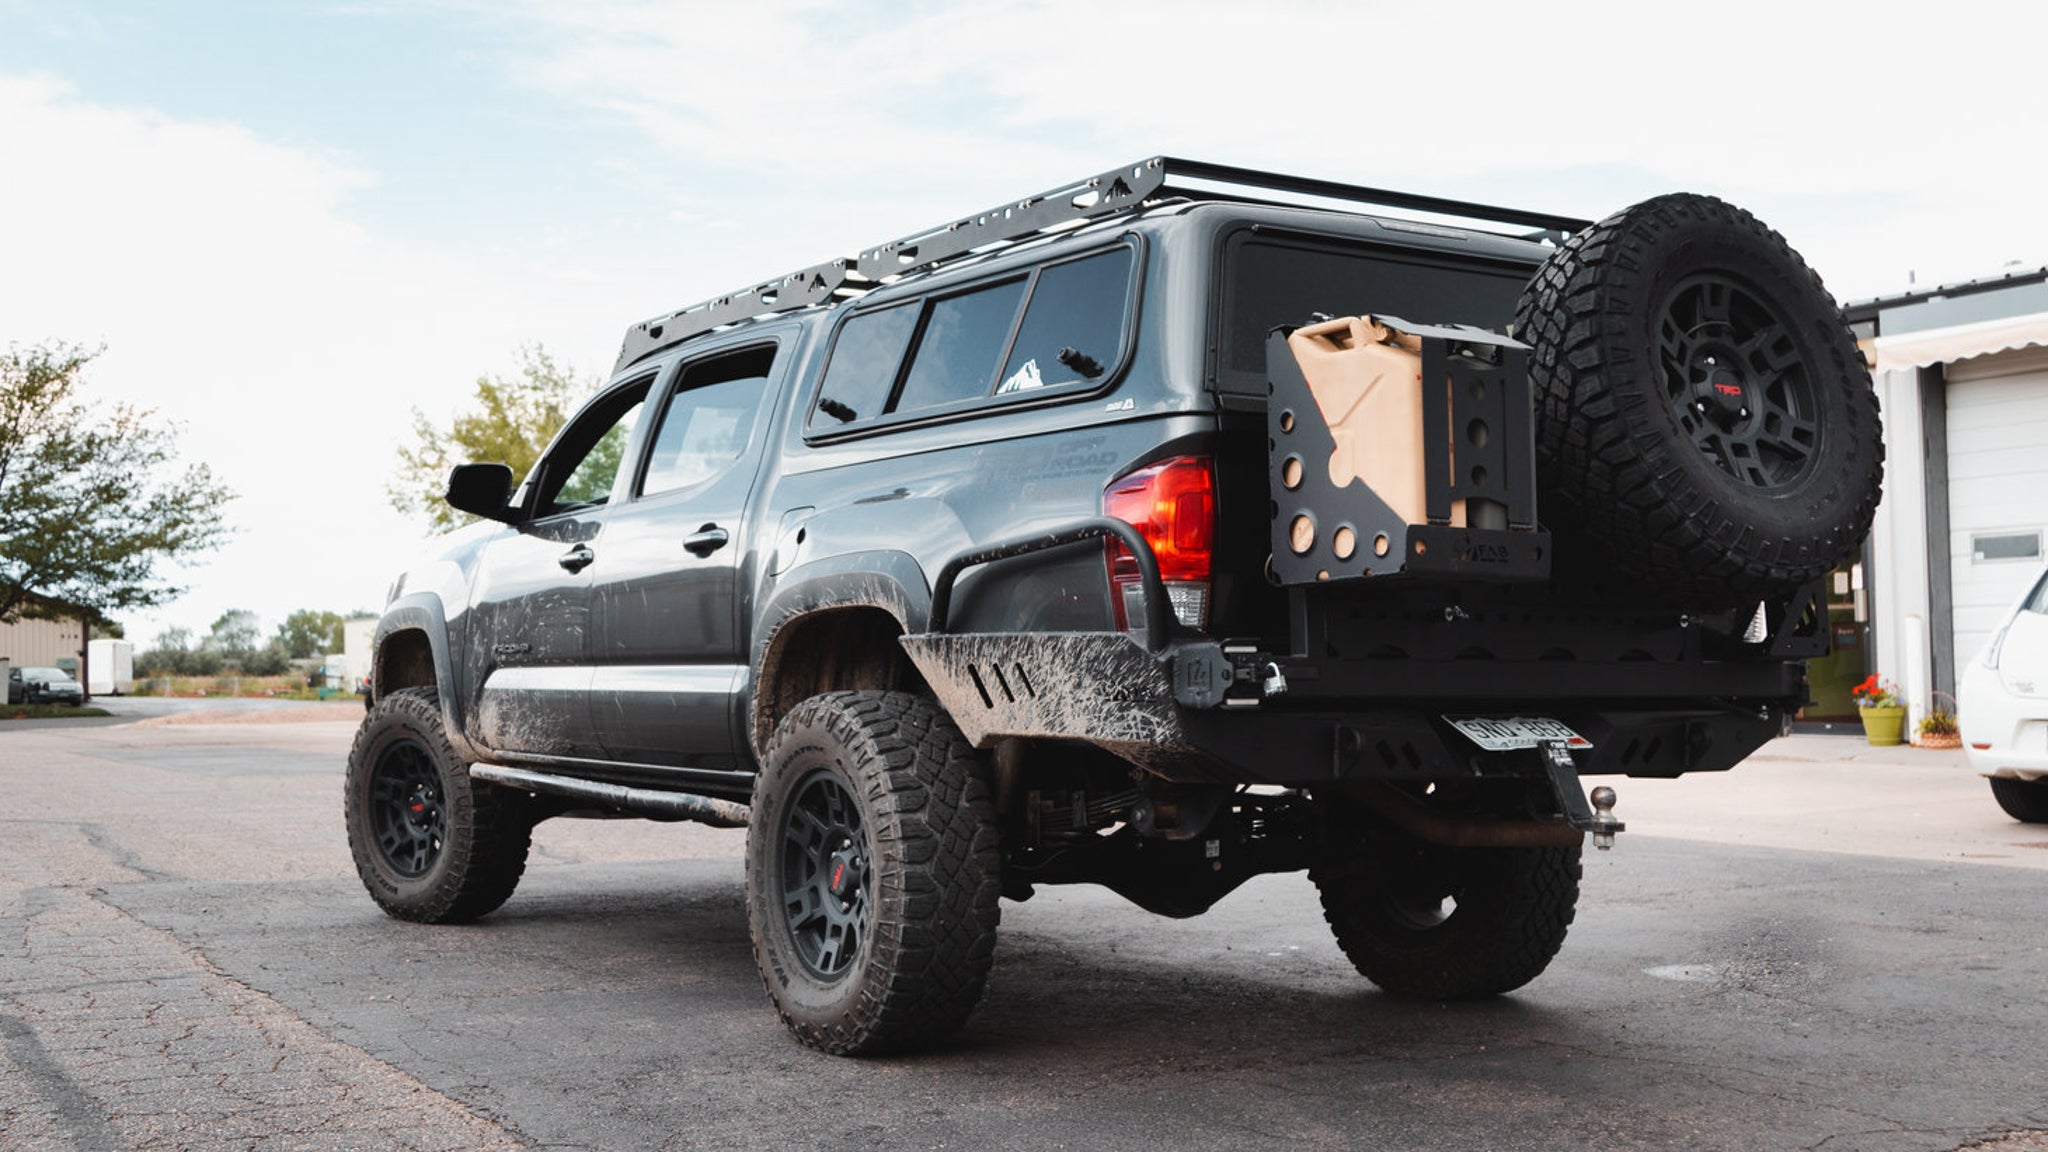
[2,0,2045,648]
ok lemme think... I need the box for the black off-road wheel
[746,691,1001,1056]
[1515,193,1883,609]
[345,686,532,923]
[1311,838,1582,1000]
[1990,776,2048,824]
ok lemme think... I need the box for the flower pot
[1859,705,1906,746]
[1916,731,1961,750]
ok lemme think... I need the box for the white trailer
[87,639,134,695]
[340,618,375,690]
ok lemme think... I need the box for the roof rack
[615,156,1592,372]
[1153,157,1590,235]
[615,258,867,373]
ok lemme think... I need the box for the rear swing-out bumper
[898,316,1823,790]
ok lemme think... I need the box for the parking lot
[4,702,2046,1151]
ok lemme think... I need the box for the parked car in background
[1961,564,2048,823]
[8,665,85,706]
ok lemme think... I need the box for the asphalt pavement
[3,706,2045,1151]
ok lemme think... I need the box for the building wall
[0,615,85,669]
[1862,335,2048,732]
[1850,272,2048,734]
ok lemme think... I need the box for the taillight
[1104,455,1214,635]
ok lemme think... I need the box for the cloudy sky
[2,0,2043,646]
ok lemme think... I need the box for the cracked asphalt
[4,705,2046,1151]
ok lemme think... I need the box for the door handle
[558,543,596,573]
[683,525,730,557]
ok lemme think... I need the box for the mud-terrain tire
[1990,776,2048,823]
[345,686,532,923]
[1515,193,1883,609]
[1311,839,1582,1000]
[746,691,1001,1055]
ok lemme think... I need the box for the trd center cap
[1703,367,1748,425]
[826,847,865,902]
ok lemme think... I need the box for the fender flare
[372,594,484,763]
[747,549,931,753]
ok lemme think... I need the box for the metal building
[1847,268,2048,728]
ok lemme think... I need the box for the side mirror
[444,463,520,523]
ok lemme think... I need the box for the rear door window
[638,345,774,497]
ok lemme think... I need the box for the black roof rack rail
[616,258,867,372]
[616,156,1591,371]
[1149,157,1591,237]
[854,159,1173,282]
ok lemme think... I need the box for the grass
[129,676,361,700]
[3,703,114,721]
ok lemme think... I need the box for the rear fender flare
[748,550,930,754]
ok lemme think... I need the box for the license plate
[1445,716,1593,752]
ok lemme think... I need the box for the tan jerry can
[1285,316,1465,529]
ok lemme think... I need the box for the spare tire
[1514,194,1883,609]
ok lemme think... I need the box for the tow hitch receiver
[1539,740,1625,850]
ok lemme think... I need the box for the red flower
[1852,674,1898,708]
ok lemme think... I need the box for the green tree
[243,643,291,677]
[388,345,593,533]
[185,609,292,676]
[0,343,234,622]
[204,609,263,657]
[137,626,200,676]
[275,608,346,659]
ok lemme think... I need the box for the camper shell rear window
[1217,230,1534,396]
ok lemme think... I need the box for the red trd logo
[1714,383,1743,397]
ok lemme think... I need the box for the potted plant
[1852,674,1906,746]
[1916,691,1961,749]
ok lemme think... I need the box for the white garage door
[1946,346,2048,673]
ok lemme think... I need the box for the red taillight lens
[1104,455,1214,632]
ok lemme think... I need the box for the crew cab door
[587,342,781,769]
[466,377,650,760]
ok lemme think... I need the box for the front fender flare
[373,594,483,763]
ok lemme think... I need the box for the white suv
[1961,565,2048,822]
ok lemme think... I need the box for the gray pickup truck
[347,158,1883,1054]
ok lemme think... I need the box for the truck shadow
[112,860,1727,1149]
[479,862,1585,1066]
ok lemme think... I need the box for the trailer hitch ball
[1589,786,1621,851]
